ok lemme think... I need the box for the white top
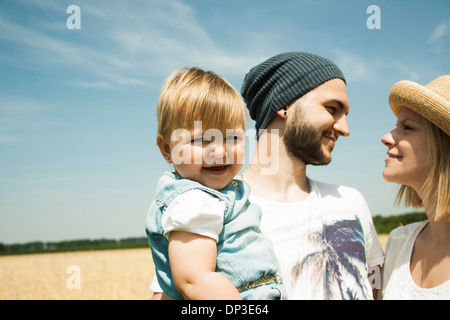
[253,179,384,300]
[161,189,225,242]
[381,221,450,300]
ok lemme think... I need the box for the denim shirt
[145,172,279,300]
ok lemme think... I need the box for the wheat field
[0,248,155,300]
[0,235,389,300]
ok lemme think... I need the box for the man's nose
[334,115,350,137]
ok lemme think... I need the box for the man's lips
[323,134,337,146]
[325,135,337,143]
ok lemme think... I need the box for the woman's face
[381,107,430,191]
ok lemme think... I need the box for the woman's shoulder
[386,220,428,249]
[389,220,428,238]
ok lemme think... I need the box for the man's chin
[309,158,331,166]
[307,150,332,166]
[293,153,331,166]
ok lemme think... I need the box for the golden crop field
[0,248,155,300]
[0,235,389,300]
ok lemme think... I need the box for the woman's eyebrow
[397,117,421,126]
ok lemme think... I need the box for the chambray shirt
[145,172,280,300]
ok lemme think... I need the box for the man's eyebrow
[326,99,349,115]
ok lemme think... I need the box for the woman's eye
[403,124,413,131]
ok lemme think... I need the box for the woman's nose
[381,131,395,147]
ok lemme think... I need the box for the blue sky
[0,0,448,244]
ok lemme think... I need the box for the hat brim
[389,80,450,136]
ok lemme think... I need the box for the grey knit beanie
[241,52,346,136]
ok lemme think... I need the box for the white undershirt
[381,221,450,300]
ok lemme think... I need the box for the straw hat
[389,75,450,136]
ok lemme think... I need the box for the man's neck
[244,130,310,203]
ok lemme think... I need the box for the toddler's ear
[157,134,172,163]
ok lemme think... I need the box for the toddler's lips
[202,165,229,175]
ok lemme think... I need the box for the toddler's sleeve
[161,189,225,242]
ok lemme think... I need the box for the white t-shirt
[150,179,384,299]
[381,221,450,300]
[161,189,225,242]
[253,179,384,300]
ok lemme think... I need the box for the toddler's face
[170,126,246,190]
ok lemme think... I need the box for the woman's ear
[156,134,172,163]
[276,107,288,119]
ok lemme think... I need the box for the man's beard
[283,109,332,165]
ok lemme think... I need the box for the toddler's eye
[191,137,212,144]
[225,135,243,144]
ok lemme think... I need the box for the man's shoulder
[310,179,370,220]
[311,179,363,198]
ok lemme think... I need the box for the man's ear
[276,107,288,119]
[156,134,172,163]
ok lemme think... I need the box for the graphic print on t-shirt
[291,218,372,300]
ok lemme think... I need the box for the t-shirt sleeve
[161,189,225,242]
[150,274,162,293]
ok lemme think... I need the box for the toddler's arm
[169,230,242,300]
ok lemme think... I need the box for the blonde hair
[395,119,450,221]
[157,67,247,143]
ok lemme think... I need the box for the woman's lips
[385,153,403,161]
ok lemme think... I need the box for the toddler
[146,67,285,300]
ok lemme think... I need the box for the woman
[380,75,450,299]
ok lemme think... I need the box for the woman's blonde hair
[395,119,450,221]
[157,67,247,143]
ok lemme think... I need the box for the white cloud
[332,49,428,84]
[0,94,55,143]
[0,135,23,144]
[428,22,449,43]
[0,0,268,89]
[332,49,369,82]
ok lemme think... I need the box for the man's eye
[325,106,336,114]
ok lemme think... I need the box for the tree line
[0,236,150,256]
[372,211,427,234]
[0,212,427,256]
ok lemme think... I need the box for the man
[240,52,384,299]
[150,52,384,300]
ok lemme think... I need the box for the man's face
[283,79,350,165]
